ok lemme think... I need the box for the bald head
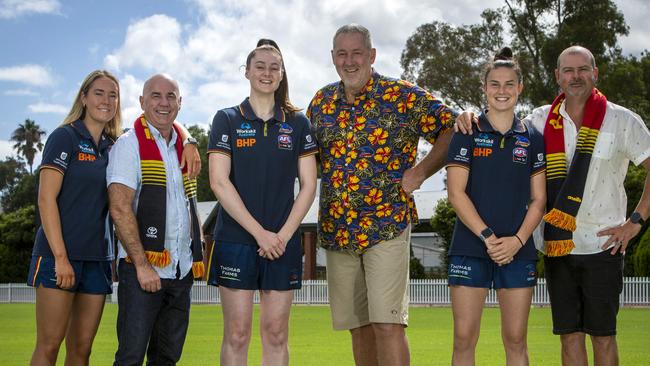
[140,73,182,134]
[557,46,596,69]
[143,73,179,95]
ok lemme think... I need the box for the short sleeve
[40,127,74,174]
[208,110,232,156]
[621,111,650,166]
[410,86,458,144]
[528,126,546,176]
[296,113,318,156]
[445,131,473,169]
[106,132,139,190]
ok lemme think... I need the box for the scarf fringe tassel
[124,250,171,267]
[544,208,577,231]
[544,240,575,257]
[145,250,171,267]
[192,261,205,279]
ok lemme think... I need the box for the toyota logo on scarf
[146,226,158,238]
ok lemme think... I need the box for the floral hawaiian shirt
[307,71,456,252]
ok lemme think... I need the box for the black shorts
[544,250,623,336]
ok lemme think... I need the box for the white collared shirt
[107,122,193,278]
[526,100,650,254]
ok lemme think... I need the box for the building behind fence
[2,278,649,306]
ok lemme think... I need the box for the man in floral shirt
[307,24,456,365]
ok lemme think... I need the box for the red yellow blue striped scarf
[132,115,204,278]
[543,89,607,256]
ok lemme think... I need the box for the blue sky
[1,0,648,166]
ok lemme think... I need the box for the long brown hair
[62,70,122,140]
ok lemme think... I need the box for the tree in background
[401,9,504,111]
[10,119,46,174]
[0,156,27,198]
[1,174,38,213]
[0,205,35,282]
[429,199,456,276]
[186,125,213,202]
[401,0,629,109]
[632,226,650,277]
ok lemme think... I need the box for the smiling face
[331,31,376,97]
[81,76,118,126]
[246,49,283,96]
[555,49,598,99]
[139,75,181,132]
[484,67,522,113]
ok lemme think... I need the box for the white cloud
[118,74,145,128]
[0,0,61,19]
[0,64,54,86]
[28,102,67,114]
[105,14,182,73]
[4,88,38,96]
[614,0,650,56]
[103,0,641,132]
[0,139,14,160]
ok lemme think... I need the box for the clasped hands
[255,229,289,260]
[484,235,522,266]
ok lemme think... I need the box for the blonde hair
[62,70,122,140]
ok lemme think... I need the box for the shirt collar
[145,119,178,147]
[238,97,286,123]
[71,119,111,149]
[333,70,380,102]
[478,111,526,135]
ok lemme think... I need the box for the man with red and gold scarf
[458,45,650,366]
[108,74,204,365]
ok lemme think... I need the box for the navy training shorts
[448,255,537,289]
[207,236,303,291]
[27,255,113,294]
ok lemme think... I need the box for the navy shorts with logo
[207,236,303,291]
[448,255,537,289]
[27,256,113,294]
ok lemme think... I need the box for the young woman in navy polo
[207,40,317,364]
[27,70,200,365]
[27,70,121,365]
[445,48,546,364]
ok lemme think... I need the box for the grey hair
[557,46,596,69]
[333,24,373,50]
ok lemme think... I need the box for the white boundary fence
[2,278,649,306]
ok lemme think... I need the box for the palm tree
[11,119,46,174]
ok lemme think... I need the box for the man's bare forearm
[108,183,148,266]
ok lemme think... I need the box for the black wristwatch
[479,227,494,242]
[630,212,646,226]
[183,137,198,146]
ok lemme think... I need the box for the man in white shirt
[108,74,199,365]
[457,46,650,366]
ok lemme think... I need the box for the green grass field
[2,304,649,365]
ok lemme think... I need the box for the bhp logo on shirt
[78,152,96,162]
[473,147,492,157]
[236,138,256,148]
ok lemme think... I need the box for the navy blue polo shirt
[208,98,318,245]
[446,113,545,261]
[32,120,114,261]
